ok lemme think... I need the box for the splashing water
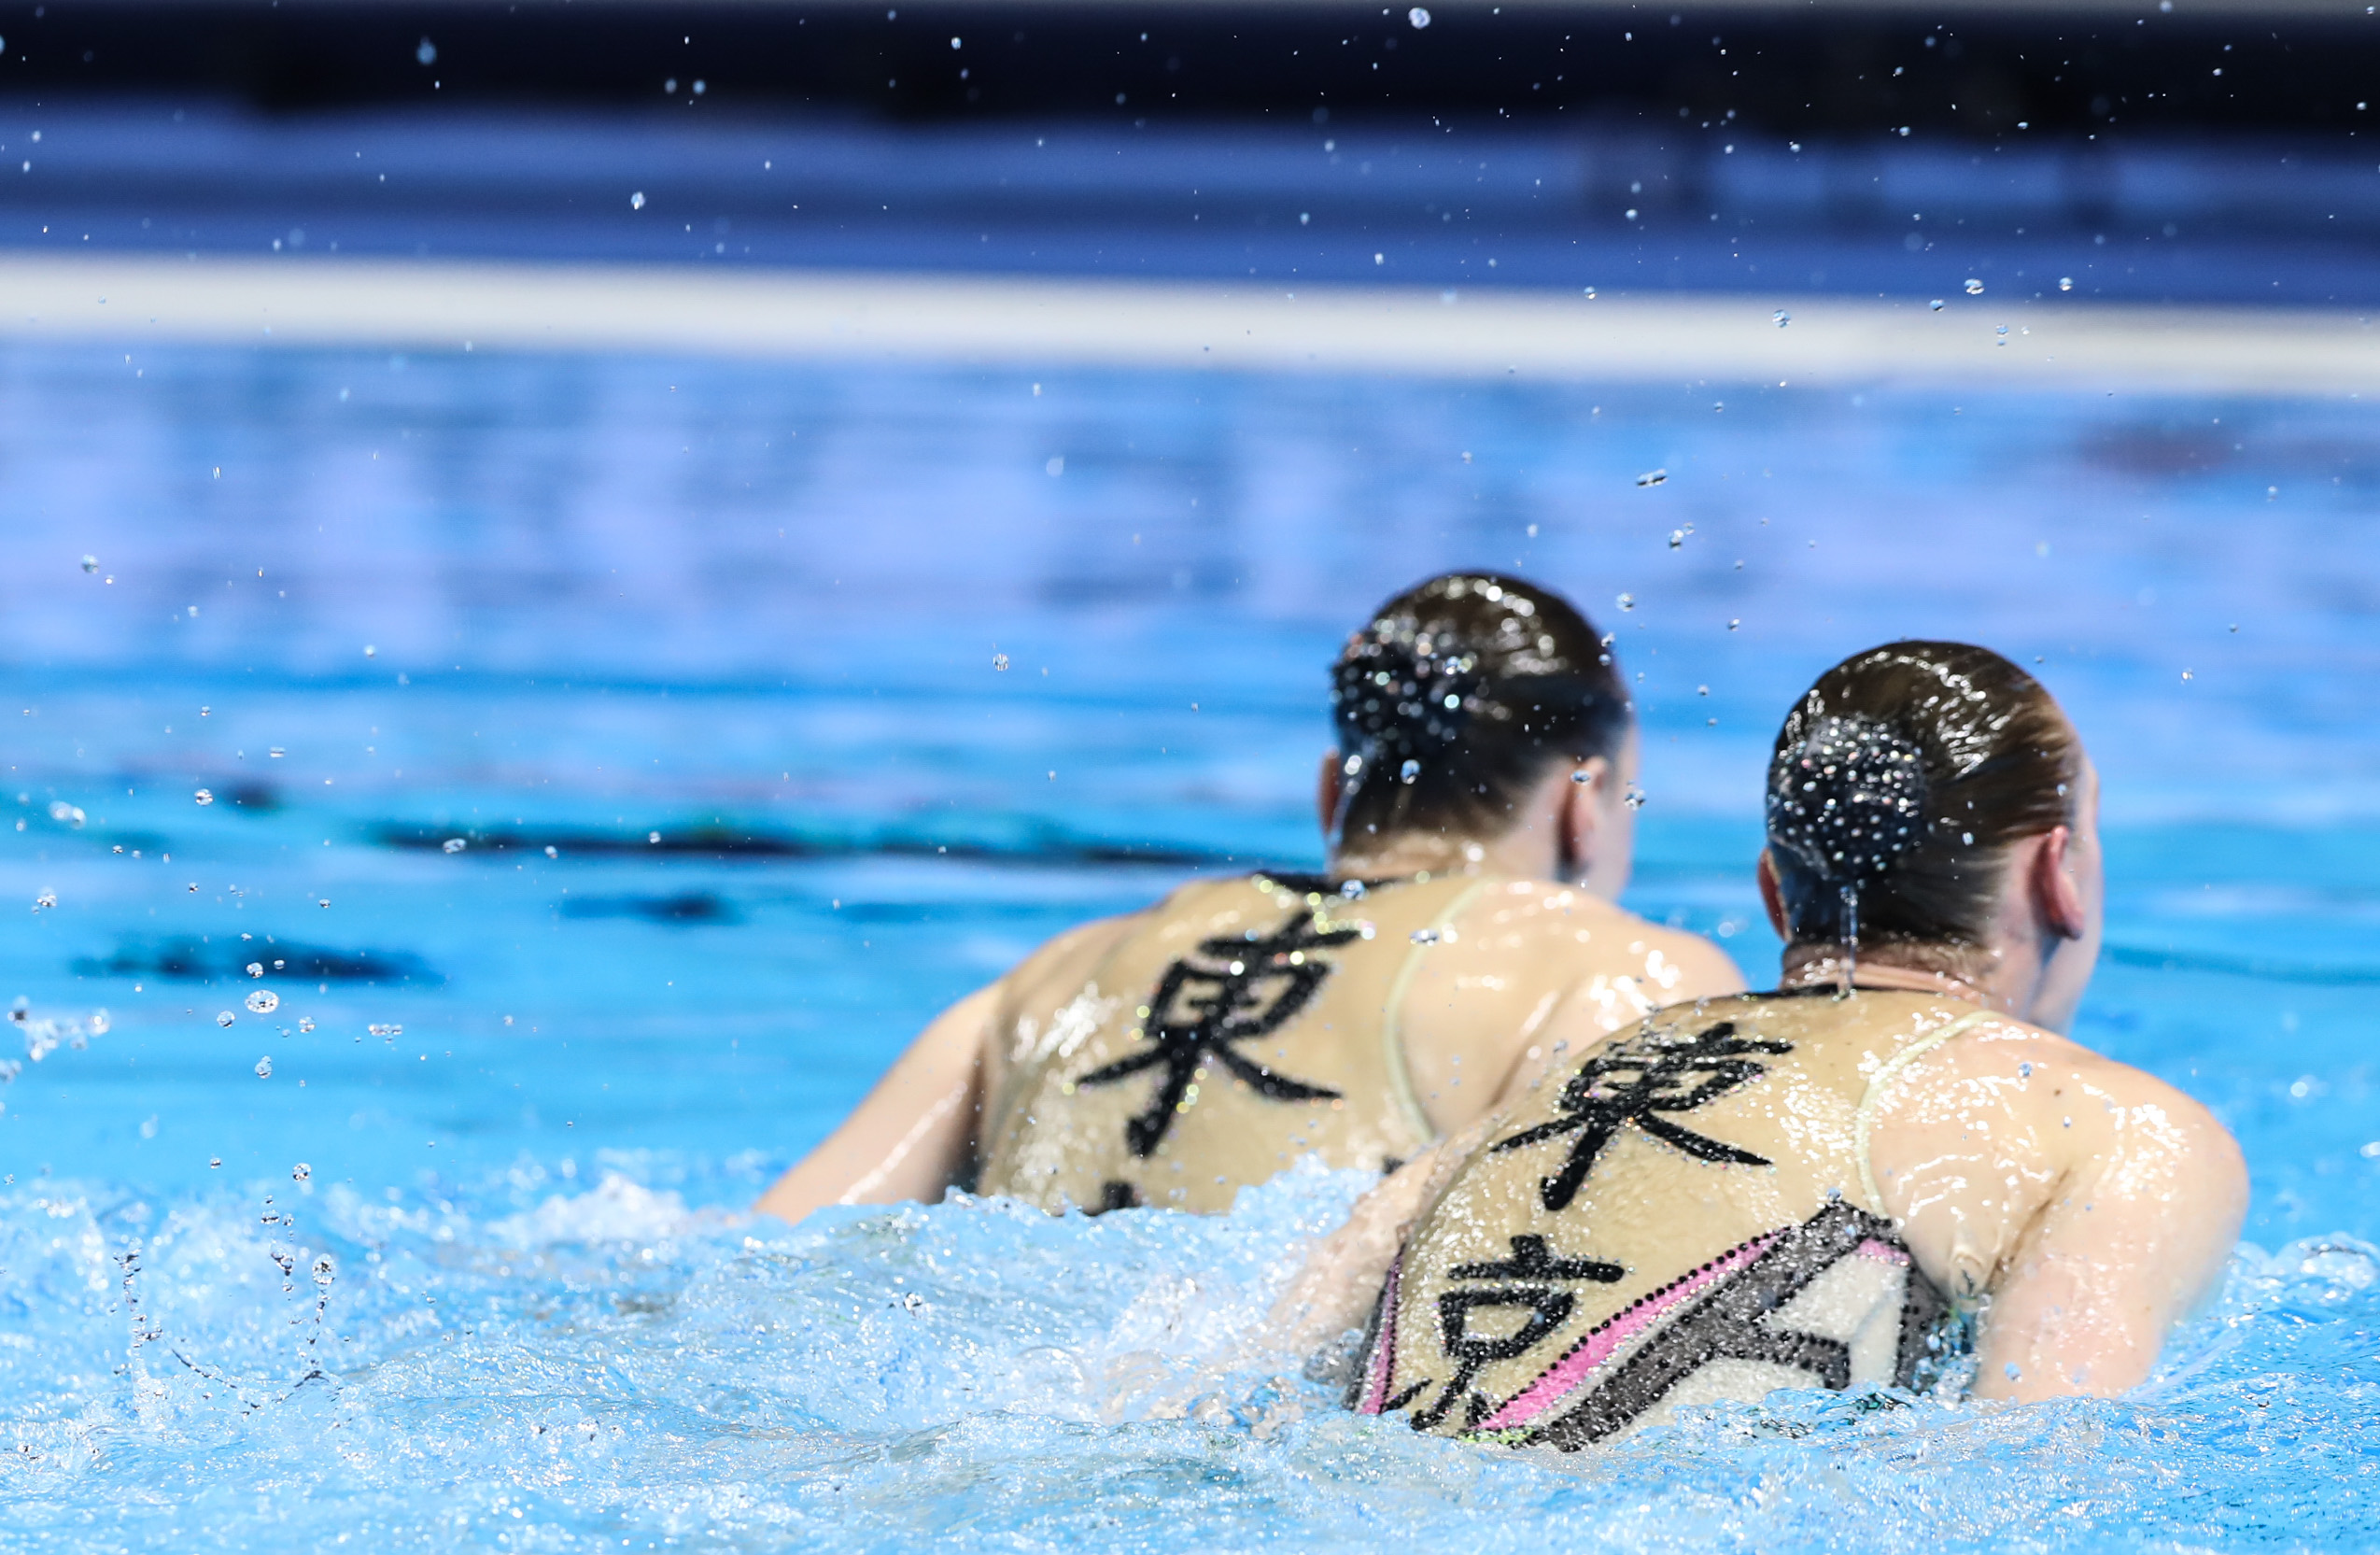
[0,1164,2374,1550]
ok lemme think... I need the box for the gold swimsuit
[1353,989,1984,1446]
[976,871,1486,1213]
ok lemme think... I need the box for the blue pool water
[1,338,2377,1548]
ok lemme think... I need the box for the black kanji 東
[1492,1020,1793,1210]
[1075,910,1362,1157]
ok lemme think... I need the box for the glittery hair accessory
[1767,714,1932,882]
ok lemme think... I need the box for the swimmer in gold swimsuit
[757,573,1743,1222]
[1262,642,2245,1439]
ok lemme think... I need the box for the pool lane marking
[0,252,2373,396]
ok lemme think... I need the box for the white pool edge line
[2,252,2374,395]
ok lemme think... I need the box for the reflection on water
[0,340,2376,1548]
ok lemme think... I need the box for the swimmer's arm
[753,982,996,1223]
[1968,1075,2246,1403]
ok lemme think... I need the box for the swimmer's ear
[1756,850,1790,940]
[2029,825,2087,941]
[1557,756,1612,860]
[1316,751,1345,842]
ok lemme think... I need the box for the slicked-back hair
[1330,573,1631,844]
[1767,641,2081,954]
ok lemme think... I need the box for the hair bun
[1766,714,1931,883]
[1330,629,1487,771]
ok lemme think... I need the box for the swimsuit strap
[1854,1008,1997,1214]
[1380,877,1493,1143]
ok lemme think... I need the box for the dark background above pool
[0,0,2375,134]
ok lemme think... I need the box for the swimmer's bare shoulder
[1402,883,1746,1135]
[753,904,1148,1224]
[1866,1014,2246,1403]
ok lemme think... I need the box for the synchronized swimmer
[758,577,2246,1446]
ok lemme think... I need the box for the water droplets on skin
[193,789,214,806]
[1408,6,1431,25]
[1635,469,1667,488]
[246,990,279,1014]
[254,1057,272,1080]
[442,837,467,854]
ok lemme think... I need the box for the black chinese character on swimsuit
[1406,1235,1625,1431]
[1491,1020,1793,1211]
[1075,910,1360,1157]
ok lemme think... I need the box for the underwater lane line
[0,251,2373,395]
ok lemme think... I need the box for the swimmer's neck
[1778,947,2008,1012]
[1330,827,1565,891]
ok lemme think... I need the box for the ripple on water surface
[0,1163,2373,1552]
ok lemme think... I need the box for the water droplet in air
[1635,469,1666,487]
[1399,758,1421,783]
[1410,927,1441,944]
[544,844,558,858]
[2059,276,2074,291]
[1616,593,1636,611]
[630,191,646,210]
[1623,785,1647,811]
[298,1017,315,1033]
[80,555,98,573]
[363,644,377,657]
[1929,299,1945,311]
[313,1255,336,1285]
[292,1162,311,1181]
[1570,769,1592,784]
[209,1156,222,1168]
[268,746,286,758]
[1045,456,1064,476]
[216,1011,235,1027]
[246,990,279,1013]
[193,789,215,806]
[370,1024,401,1038]
[1669,530,1686,548]
[2181,669,2193,681]
[648,830,662,845]
[1728,618,1740,630]
[415,37,436,64]
[1964,278,1985,294]
[442,837,467,854]
[1772,310,1790,327]
[1408,5,1430,24]
[254,1056,273,1079]
[993,654,1010,671]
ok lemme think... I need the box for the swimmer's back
[976,869,1741,1213]
[1356,990,1987,1445]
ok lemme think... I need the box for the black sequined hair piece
[1767,714,1933,884]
